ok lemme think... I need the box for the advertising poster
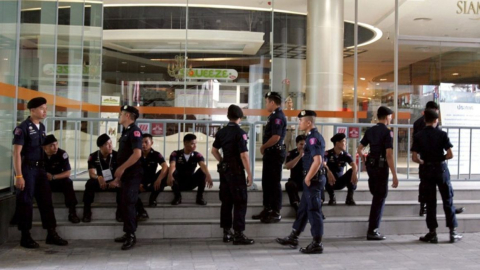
[100,96,120,148]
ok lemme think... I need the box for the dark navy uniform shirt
[303,128,325,172]
[286,149,304,180]
[212,122,248,168]
[117,123,143,168]
[263,107,287,145]
[360,123,393,158]
[170,149,205,177]
[324,149,354,179]
[88,150,119,178]
[141,149,166,179]
[44,148,71,176]
[411,126,453,163]
[413,115,440,137]
[12,117,46,161]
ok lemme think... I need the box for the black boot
[82,210,92,223]
[46,229,68,246]
[115,233,128,243]
[299,236,323,254]
[171,196,182,205]
[196,197,207,206]
[449,228,463,243]
[275,229,299,248]
[20,231,39,249]
[223,229,234,243]
[149,190,160,207]
[455,207,465,214]
[252,207,271,220]
[261,210,281,223]
[233,231,254,245]
[328,194,336,205]
[121,233,136,250]
[419,203,426,217]
[68,207,80,224]
[419,231,438,243]
[292,202,299,212]
[345,190,356,206]
[137,210,149,222]
[367,229,386,240]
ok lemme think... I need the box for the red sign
[137,123,150,133]
[152,123,165,136]
[336,126,347,134]
[348,127,360,139]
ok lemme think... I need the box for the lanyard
[98,151,112,171]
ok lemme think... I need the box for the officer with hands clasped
[284,135,306,212]
[276,110,326,254]
[357,106,399,241]
[211,105,254,245]
[411,109,462,243]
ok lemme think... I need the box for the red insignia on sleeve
[171,151,177,157]
[287,152,290,157]
[390,131,393,138]
[242,134,248,140]
[309,138,317,145]
[88,156,92,161]
[275,119,282,125]
[159,153,163,159]
[134,131,141,137]
[14,128,22,135]
[197,153,203,158]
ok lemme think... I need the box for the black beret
[298,110,317,118]
[97,134,111,147]
[227,104,244,119]
[42,134,57,146]
[121,105,139,119]
[27,97,47,109]
[265,91,282,100]
[330,133,346,144]
[377,106,393,118]
[424,109,439,123]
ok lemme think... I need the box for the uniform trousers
[366,164,389,232]
[262,150,285,211]
[120,167,143,234]
[172,169,206,199]
[219,171,248,232]
[49,178,78,209]
[292,177,325,237]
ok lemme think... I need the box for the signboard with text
[152,123,165,136]
[348,127,360,139]
[137,123,151,134]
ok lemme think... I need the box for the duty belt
[424,161,445,166]
[265,144,286,152]
[303,168,326,181]
[22,160,45,167]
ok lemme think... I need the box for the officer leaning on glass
[253,91,287,223]
[276,110,326,254]
[110,105,144,251]
[357,106,399,241]
[12,97,68,249]
[43,135,80,223]
[284,135,306,212]
[411,109,462,244]
[211,105,254,245]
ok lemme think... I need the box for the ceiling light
[360,77,366,80]
[366,88,370,90]
[414,18,432,21]
[140,65,145,68]
[122,62,127,64]
[452,73,459,76]
[380,79,387,81]
[376,83,380,86]
[140,72,144,74]
[3,58,8,61]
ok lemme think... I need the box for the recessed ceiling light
[360,77,366,81]
[140,65,145,68]
[414,18,432,21]
[122,62,127,64]
[376,83,380,86]
[3,58,8,61]
[140,72,144,74]
[380,79,387,81]
[452,73,459,76]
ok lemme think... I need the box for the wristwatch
[52,174,56,180]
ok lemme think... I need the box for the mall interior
[1,0,480,245]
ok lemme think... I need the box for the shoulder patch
[390,131,393,138]
[63,152,68,159]
[196,152,203,158]
[88,155,92,161]
[171,151,177,157]
[309,138,317,145]
[242,134,248,141]
[287,152,290,157]
[159,153,163,159]
[134,131,141,137]
[14,128,22,135]
[275,118,282,125]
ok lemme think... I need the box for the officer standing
[253,91,287,223]
[110,106,143,250]
[411,109,462,243]
[136,133,169,221]
[276,110,326,254]
[324,133,358,206]
[357,106,399,240]
[12,97,67,248]
[284,135,306,211]
[43,135,80,223]
[211,105,254,245]
[82,134,122,223]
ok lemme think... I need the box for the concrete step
[9,214,480,241]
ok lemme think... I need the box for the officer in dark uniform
[324,133,358,206]
[413,101,464,216]
[411,109,462,243]
[357,106,399,241]
[43,135,79,223]
[82,134,122,223]
[12,97,67,248]
[211,105,254,245]
[136,133,169,221]
[276,110,326,254]
[110,105,143,250]
[167,134,213,205]
[284,135,306,211]
[253,91,287,223]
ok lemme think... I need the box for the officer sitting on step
[284,135,306,212]
[411,109,462,243]
[324,133,358,206]
[167,134,213,205]
[136,133,169,221]
[43,135,80,223]
[82,134,122,223]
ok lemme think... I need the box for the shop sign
[152,123,165,136]
[177,68,238,80]
[457,1,480,14]
[138,123,151,133]
[101,96,120,106]
[43,64,100,76]
[348,127,360,139]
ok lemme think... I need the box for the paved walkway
[1,233,480,270]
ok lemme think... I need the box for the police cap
[120,105,139,120]
[27,97,47,109]
[297,110,316,118]
[96,133,111,147]
[377,106,393,118]
[331,133,346,144]
[227,104,244,120]
[42,134,57,146]
[424,109,439,123]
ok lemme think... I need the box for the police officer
[324,133,358,206]
[136,133,169,221]
[167,134,213,205]
[284,135,306,211]
[43,135,80,223]
[357,106,399,240]
[253,91,287,223]
[276,110,326,254]
[211,105,254,245]
[110,105,143,250]
[82,134,122,223]
[12,97,67,248]
[411,109,462,243]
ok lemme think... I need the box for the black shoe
[276,230,299,248]
[46,231,68,246]
[121,234,136,250]
[82,212,92,223]
[233,231,254,245]
[419,232,438,243]
[148,200,157,207]
[328,195,336,206]
[115,233,128,243]
[260,211,281,223]
[322,214,326,220]
[367,229,386,241]
[116,211,123,222]
[292,202,299,212]
[171,197,182,205]
[455,207,465,214]
[450,229,463,243]
[252,208,271,220]
[345,193,356,205]
[196,198,207,206]
[419,203,426,217]
[137,211,149,222]
[20,233,39,249]
[223,229,234,243]
[299,241,323,254]
[68,212,81,224]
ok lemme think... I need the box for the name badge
[102,169,113,181]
